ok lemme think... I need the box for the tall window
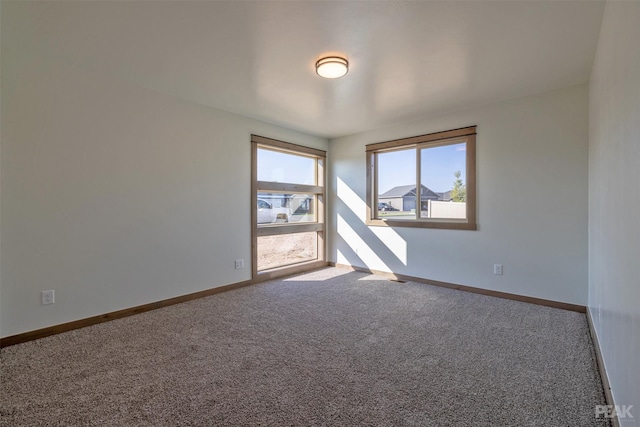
[366,126,476,230]
[251,135,326,279]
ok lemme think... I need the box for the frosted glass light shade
[315,56,348,79]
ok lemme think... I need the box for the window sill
[255,260,329,282]
[366,218,477,230]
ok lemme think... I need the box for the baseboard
[254,260,330,283]
[0,279,253,348]
[329,262,586,313]
[586,308,619,427]
[0,261,585,348]
[1,262,331,348]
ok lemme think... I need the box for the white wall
[0,1,4,338]
[589,1,640,421]
[329,84,589,305]
[0,49,327,337]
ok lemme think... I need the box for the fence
[426,200,466,218]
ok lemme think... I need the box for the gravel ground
[257,232,317,270]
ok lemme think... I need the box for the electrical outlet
[235,259,244,269]
[41,290,55,305]
[493,264,503,275]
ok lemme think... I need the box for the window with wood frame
[366,126,477,230]
[251,135,327,280]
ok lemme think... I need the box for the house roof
[379,184,417,198]
[379,185,440,199]
[437,190,452,201]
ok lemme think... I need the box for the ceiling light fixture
[315,56,348,79]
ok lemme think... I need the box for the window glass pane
[257,193,317,224]
[257,148,316,185]
[377,149,417,220]
[420,142,467,219]
[257,232,318,271]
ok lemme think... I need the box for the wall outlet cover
[41,290,55,305]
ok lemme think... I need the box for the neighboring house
[379,184,441,212]
[437,190,452,202]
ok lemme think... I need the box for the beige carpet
[1,268,609,426]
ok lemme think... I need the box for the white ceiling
[5,1,605,139]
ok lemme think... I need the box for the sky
[257,143,466,195]
[378,143,466,194]
[257,148,316,185]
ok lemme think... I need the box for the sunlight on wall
[370,227,407,265]
[336,177,367,223]
[336,249,350,266]
[336,177,407,266]
[337,214,391,272]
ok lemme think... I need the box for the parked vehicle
[258,198,290,224]
[378,202,398,211]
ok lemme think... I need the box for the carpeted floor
[1,268,609,426]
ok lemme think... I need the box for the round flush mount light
[315,56,349,79]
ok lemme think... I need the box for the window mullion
[373,153,379,219]
[415,147,421,220]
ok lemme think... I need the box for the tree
[450,170,466,202]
